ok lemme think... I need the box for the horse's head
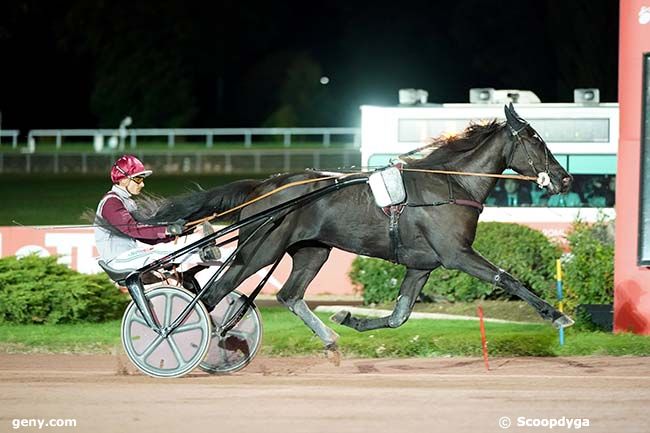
[503,103,572,195]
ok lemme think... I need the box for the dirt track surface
[2,354,649,433]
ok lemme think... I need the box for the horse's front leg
[445,247,574,328]
[331,267,434,332]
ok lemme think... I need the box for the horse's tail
[134,179,263,224]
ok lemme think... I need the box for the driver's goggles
[130,176,145,184]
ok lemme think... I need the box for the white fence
[24,127,360,151]
[0,149,362,174]
[0,130,19,148]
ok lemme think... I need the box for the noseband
[506,123,551,188]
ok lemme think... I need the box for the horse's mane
[403,120,505,168]
[132,178,264,224]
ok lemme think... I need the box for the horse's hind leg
[331,267,433,332]
[447,247,573,328]
[275,243,341,353]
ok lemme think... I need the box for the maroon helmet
[110,155,152,183]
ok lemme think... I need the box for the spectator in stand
[581,175,616,208]
[582,176,606,207]
[547,190,583,207]
[493,179,531,207]
[529,185,548,206]
[605,175,616,207]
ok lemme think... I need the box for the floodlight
[574,88,600,104]
[399,89,428,105]
[470,88,495,103]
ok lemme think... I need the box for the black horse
[137,104,574,353]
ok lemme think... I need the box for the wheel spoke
[135,334,165,362]
[131,315,150,327]
[163,292,174,327]
[167,335,186,364]
[219,335,229,364]
[222,295,238,320]
[175,322,204,334]
[234,318,256,333]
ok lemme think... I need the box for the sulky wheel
[199,290,263,374]
[121,286,211,378]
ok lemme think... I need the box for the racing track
[1,354,649,433]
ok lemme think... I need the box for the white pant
[106,232,234,272]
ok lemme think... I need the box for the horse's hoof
[552,314,575,329]
[330,310,352,325]
[330,310,351,325]
[324,343,341,367]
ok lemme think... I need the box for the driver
[94,154,221,272]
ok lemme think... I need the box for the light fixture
[574,88,600,104]
[470,88,495,103]
[399,89,428,105]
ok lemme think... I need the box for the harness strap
[386,205,405,263]
[403,176,483,213]
[452,199,484,213]
[447,176,455,201]
[378,173,483,264]
[405,199,483,213]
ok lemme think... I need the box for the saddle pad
[368,166,407,207]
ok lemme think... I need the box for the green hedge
[562,219,614,315]
[350,222,561,305]
[0,255,129,324]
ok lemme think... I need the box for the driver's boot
[198,222,221,263]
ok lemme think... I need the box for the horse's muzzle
[547,175,572,194]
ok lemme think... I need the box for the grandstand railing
[0,130,19,148]
[24,127,360,151]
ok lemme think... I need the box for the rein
[187,167,539,228]
[186,123,551,229]
[401,168,537,181]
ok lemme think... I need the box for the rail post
[556,259,565,346]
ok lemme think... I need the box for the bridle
[506,122,551,188]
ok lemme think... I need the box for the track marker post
[477,306,490,371]
[556,259,565,346]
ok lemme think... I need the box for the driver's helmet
[110,155,153,183]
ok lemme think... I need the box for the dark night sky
[0,0,619,131]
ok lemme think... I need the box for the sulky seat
[98,260,135,285]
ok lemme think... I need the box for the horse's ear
[504,103,526,130]
[509,102,525,120]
